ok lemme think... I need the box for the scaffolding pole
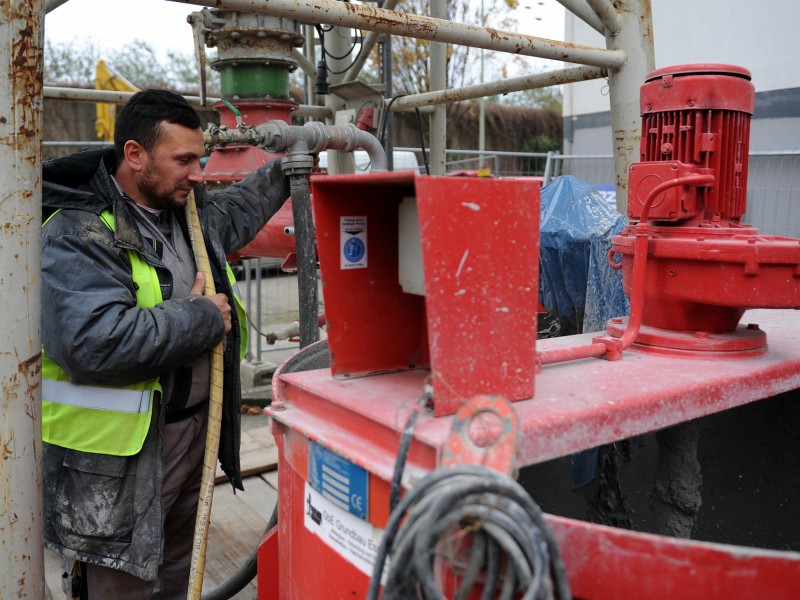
[389,65,606,110]
[429,0,447,176]
[602,0,654,213]
[0,1,45,598]
[169,0,626,69]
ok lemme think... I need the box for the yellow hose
[185,190,225,599]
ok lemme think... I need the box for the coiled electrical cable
[367,464,571,600]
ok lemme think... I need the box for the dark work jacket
[41,147,290,580]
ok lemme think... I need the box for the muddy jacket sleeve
[205,158,292,255]
[41,209,226,387]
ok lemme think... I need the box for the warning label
[304,482,387,581]
[340,216,367,269]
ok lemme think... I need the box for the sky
[45,0,200,59]
[44,0,565,70]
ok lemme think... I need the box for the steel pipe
[381,1,395,170]
[555,0,605,34]
[605,0,654,214]
[429,0,447,175]
[168,0,626,69]
[303,23,317,106]
[204,120,387,171]
[1,1,45,597]
[586,0,623,35]
[538,342,608,366]
[259,120,388,172]
[343,0,401,83]
[43,86,333,119]
[44,0,68,13]
[388,65,606,110]
[291,48,317,82]
[322,18,357,174]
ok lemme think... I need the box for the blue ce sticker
[309,441,369,520]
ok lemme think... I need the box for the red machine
[204,100,299,268]
[259,65,800,599]
[613,64,800,341]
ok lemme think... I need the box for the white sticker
[340,216,368,269]
[304,482,387,582]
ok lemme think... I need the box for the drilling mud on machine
[235,65,800,599]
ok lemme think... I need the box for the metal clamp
[440,395,521,477]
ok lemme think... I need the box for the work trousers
[79,410,208,599]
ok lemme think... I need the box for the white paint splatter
[456,249,469,279]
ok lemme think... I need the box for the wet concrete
[519,387,800,551]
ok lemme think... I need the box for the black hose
[366,465,572,600]
[201,504,278,600]
[389,390,431,511]
[288,174,320,348]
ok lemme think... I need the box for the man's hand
[191,272,232,334]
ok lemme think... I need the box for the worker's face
[137,122,205,211]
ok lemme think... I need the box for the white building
[561,1,800,236]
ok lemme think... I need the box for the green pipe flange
[219,64,290,99]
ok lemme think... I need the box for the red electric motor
[610,64,800,354]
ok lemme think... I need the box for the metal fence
[42,143,800,352]
[743,151,800,238]
[398,147,800,238]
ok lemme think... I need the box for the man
[41,89,290,598]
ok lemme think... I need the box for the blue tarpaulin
[538,175,630,334]
[537,176,633,489]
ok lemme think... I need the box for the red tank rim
[645,63,752,82]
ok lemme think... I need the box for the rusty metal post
[603,0,654,214]
[0,1,45,597]
[429,0,447,175]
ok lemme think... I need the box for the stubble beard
[139,164,190,212]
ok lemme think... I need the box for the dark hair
[114,89,202,165]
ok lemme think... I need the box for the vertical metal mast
[600,0,654,213]
[0,0,45,597]
[429,0,447,175]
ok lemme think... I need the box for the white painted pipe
[167,0,626,69]
[388,65,606,110]
[0,0,45,597]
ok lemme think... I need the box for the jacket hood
[43,146,116,215]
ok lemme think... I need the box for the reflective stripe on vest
[41,208,161,456]
[226,263,249,361]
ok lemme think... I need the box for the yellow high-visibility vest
[42,208,248,455]
[42,209,161,455]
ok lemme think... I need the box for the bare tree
[380,0,518,95]
[45,39,219,96]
